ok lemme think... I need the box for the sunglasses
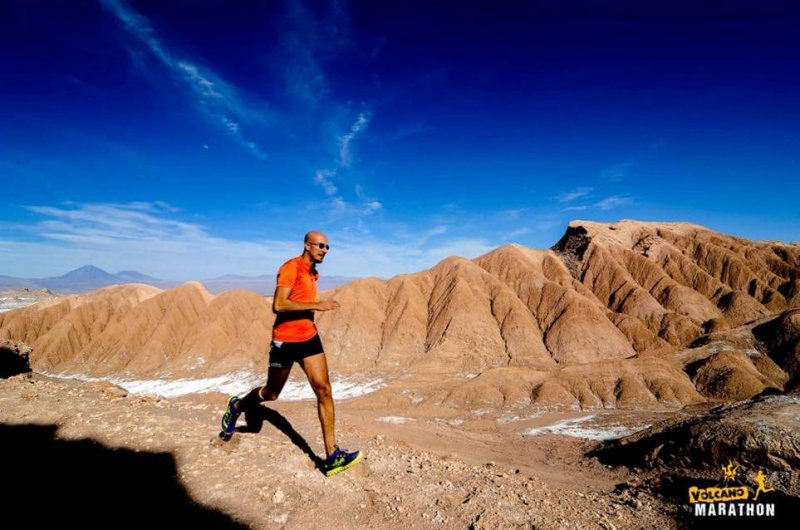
[309,242,330,250]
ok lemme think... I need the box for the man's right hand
[316,299,340,311]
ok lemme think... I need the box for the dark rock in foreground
[590,394,800,497]
[0,339,32,378]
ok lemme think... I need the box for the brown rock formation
[1,220,798,408]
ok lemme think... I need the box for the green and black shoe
[322,446,363,477]
[219,395,241,441]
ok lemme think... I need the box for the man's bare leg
[235,366,292,411]
[300,352,336,457]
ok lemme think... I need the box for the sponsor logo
[688,461,778,518]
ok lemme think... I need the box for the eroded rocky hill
[2,220,798,408]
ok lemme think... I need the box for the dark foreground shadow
[240,405,323,472]
[0,423,248,528]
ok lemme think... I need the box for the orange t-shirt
[272,256,319,342]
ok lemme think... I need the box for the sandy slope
[0,373,687,529]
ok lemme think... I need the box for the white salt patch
[329,377,385,400]
[523,415,651,441]
[401,390,425,405]
[707,341,760,357]
[0,297,39,312]
[42,370,385,400]
[44,370,262,398]
[760,394,800,405]
[431,418,464,427]
[377,416,413,424]
[471,408,493,416]
[188,356,207,369]
[497,411,545,424]
[707,341,733,354]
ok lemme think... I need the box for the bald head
[304,231,326,244]
[303,231,329,264]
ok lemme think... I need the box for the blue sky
[1,0,798,280]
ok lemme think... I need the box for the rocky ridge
[2,220,799,409]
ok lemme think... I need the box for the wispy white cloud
[4,201,499,280]
[314,169,337,196]
[502,227,531,240]
[415,225,447,246]
[312,112,372,195]
[557,187,593,203]
[221,115,241,134]
[330,196,382,218]
[385,121,426,143]
[418,238,496,264]
[100,0,269,159]
[338,112,370,167]
[8,202,295,279]
[125,201,180,213]
[563,195,633,211]
[24,202,210,244]
[312,112,377,225]
[601,160,634,181]
[323,235,496,278]
[277,0,354,109]
[498,208,531,221]
[276,0,333,109]
[595,195,633,210]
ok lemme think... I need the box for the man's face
[305,235,329,263]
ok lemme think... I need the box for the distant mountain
[0,266,357,294]
[0,275,38,290]
[40,265,119,291]
[56,265,117,282]
[114,270,163,283]
[0,266,168,293]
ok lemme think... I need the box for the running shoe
[322,446,363,477]
[220,395,241,437]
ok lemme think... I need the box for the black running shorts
[268,334,324,369]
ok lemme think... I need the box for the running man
[220,231,362,477]
[754,470,775,500]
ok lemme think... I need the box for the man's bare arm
[272,285,340,313]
